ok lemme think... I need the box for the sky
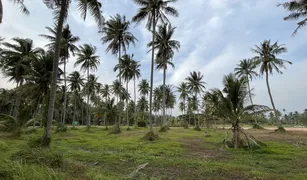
[0,0,307,116]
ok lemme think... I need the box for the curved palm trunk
[126,81,129,129]
[265,70,281,128]
[0,0,3,24]
[149,10,156,133]
[247,79,257,124]
[87,68,90,128]
[43,0,67,146]
[134,77,137,127]
[162,67,166,127]
[62,58,67,125]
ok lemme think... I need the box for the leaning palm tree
[0,0,29,24]
[1,38,43,118]
[235,59,258,106]
[279,1,307,35]
[75,44,100,128]
[43,0,103,146]
[100,14,137,132]
[205,74,270,149]
[68,71,85,125]
[186,71,206,129]
[149,23,180,130]
[132,0,179,135]
[177,82,188,116]
[252,40,291,129]
[40,24,80,124]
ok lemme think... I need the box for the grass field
[1,127,307,180]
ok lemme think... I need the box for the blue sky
[1,0,307,115]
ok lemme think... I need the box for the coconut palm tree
[101,84,111,101]
[68,71,85,125]
[100,14,137,131]
[205,74,270,148]
[1,38,44,118]
[112,79,124,103]
[131,60,141,126]
[252,40,291,128]
[149,23,180,129]
[138,79,150,98]
[234,59,258,106]
[0,0,29,24]
[132,0,179,134]
[43,0,103,146]
[102,98,118,130]
[186,71,206,128]
[40,24,80,124]
[74,44,100,128]
[177,82,188,116]
[137,96,149,122]
[279,1,307,35]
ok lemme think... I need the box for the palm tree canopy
[205,73,270,123]
[101,84,111,100]
[114,54,135,82]
[85,74,101,97]
[68,71,85,92]
[132,0,179,29]
[100,14,137,54]
[138,79,150,97]
[1,38,44,84]
[279,0,307,35]
[112,79,124,97]
[131,60,141,80]
[0,0,29,24]
[148,23,180,70]
[177,82,188,101]
[234,59,258,81]
[40,24,80,60]
[251,40,292,75]
[137,96,149,112]
[186,71,206,95]
[74,44,100,72]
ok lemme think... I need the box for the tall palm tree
[40,24,80,124]
[85,74,101,123]
[68,71,84,125]
[0,0,29,24]
[132,0,179,134]
[1,38,43,118]
[75,44,100,128]
[177,82,188,116]
[112,79,124,103]
[137,96,149,122]
[234,59,258,106]
[279,1,307,35]
[131,60,141,126]
[100,14,137,131]
[138,79,150,98]
[252,40,291,128]
[102,98,118,130]
[43,0,103,146]
[186,71,206,128]
[149,23,180,129]
[101,84,111,126]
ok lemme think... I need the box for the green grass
[1,126,307,179]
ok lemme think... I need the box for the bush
[194,125,201,131]
[143,132,159,141]
[137,121,147,128]
[11,147,63,169]
[275,126,286,133]
[159,126,168,132]
[252,124,264,130]
[0,141,8,152]
[55,123,68,133]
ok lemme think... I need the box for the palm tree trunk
[196,92,200,127]
[149,10,156,133]
[134,77,137,127]
[87,68,90,128]
[62,58,67,125]
[73,93,76,127]
[0,0,3,24]
[247,79,257,124]
[126,81,129,129]
[117,46,122,131]
[43,0,67,147]
[162,67,166,128]
[233,122,240,149]
[265,70,281,127]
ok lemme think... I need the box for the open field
[1,127,307,180]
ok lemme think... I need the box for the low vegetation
[1,127,307,179]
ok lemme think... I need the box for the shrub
[159,126,168,132]
[0,141,8,152]
[252,124,264,130]
[275,126,286,133]
[137,121,147,128]
[143,132,159,141]
[194,125,201,131]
